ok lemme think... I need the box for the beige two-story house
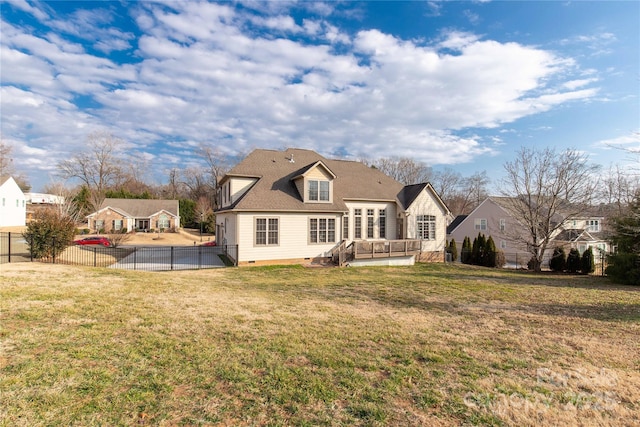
[215,148,451,266]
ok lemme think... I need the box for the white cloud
[595,131,640,150]
[1,2,606,189]
[5,0,50,21]
[562,78,598,90]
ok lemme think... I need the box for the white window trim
[417,215,436,240]
[475,218,487,231]
[309,217,336,244]
[307,179,331,203]
[354,209,362,239]
[255,217,279,246]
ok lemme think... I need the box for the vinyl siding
[344,201,397,242]
[405,189,448,252]
[0,177,26,227]
[237,212,341,262]
[216,212,238,247]
[448,198,528,256]
[230,177,257,205]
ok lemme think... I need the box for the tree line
[3,132,639,283]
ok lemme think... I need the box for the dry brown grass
[1,263,638,426]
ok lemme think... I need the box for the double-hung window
[474,218,487,231]
[308,180,330,202]
[587,220,600,232]
[417,215,436,240]
[310,218,336,243]
[112,219,123,231]
[255,217,279,245]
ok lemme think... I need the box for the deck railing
[353,239,421,259]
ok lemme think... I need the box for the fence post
[7,232,11,263]
[171,246,174,271]
[94,247,97,267]
[198,246,202,269]
[52,237,56,264]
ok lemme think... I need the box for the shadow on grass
[522,302,640,322]
[414,263,638,292]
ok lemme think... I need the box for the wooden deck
[353,240,421,259]
[331,239,422,266]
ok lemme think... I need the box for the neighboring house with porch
[215,148,451,266]
[87,199,180,233]
[447,197,612,268]
[553,212,611,259]
[0,176,26,227]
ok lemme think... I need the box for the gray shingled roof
[220,148,405,212]
[98,198,179,218]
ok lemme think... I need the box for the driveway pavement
[109,246,226,271]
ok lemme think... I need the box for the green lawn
[1,263,638,426]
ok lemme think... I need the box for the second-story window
[587,220,600,232]
[475,218,487,231]
[309,180,330,201]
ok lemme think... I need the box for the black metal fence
[455,248,609,275]
[1,232,237,271]
[0,232,31,264]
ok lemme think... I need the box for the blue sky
[1,0,638,192]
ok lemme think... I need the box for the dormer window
[587,219,600,232]
[309,180,330,202]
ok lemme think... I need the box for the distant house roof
[91,198,179,218]
[447,215,468,235]
[490,196,566,226]
[553,229,599,243]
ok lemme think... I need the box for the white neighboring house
[25,192,65,205]
[0,176,27,227]
[215,148,451,266]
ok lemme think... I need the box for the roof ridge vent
[288,154,295,163]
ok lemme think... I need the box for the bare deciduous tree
[195,195,214,239]
[181,166,211,202]
[160,168,185,200]
[432,168,490,216]
[41,182,84,224]
[58,131,127,211]
[0,140,31,190]
[0,140,13,176]
[500,147,600,272]
[601,164,640,215]
[196,144,230,209]
[372,157,432,185]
